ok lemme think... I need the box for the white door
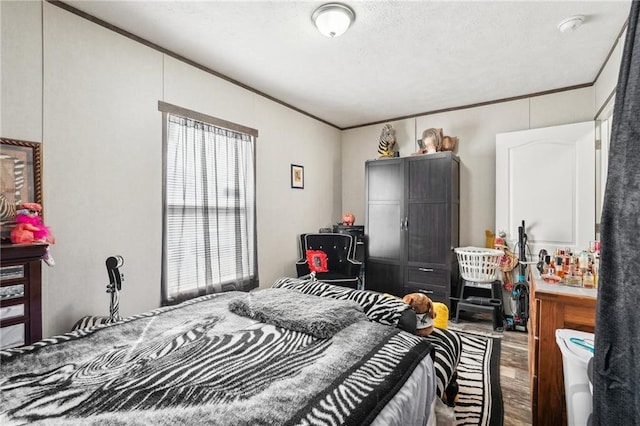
[496,121,595,259]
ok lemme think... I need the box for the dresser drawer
[404,283,449,305]
[0,264,25,281]
[0,284,25,301]
[0,304,25,320]
[406,266,450,288]
[0,323,25,349]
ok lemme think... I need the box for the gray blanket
[229,288,367,338]
[0,291,431,426]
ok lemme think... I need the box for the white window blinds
[162,112,257,304]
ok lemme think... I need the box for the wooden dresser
[0,243,48,349]
[528,274,597,426]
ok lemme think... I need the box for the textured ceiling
[63,0,631,129]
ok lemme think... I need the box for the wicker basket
[454,246,504,283]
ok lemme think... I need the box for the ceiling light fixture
[312,3,355,38]
[557,15,585,33]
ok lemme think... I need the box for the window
[160,102,258,304]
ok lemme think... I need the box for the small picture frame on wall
[291,164,304,189]
[0,138,43,242]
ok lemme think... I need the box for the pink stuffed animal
[10,203,55,245]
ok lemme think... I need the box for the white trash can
[556,329,594,426]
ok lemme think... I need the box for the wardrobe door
[406,154,450,267]
[404,153,459,307]
[365,159,403,295]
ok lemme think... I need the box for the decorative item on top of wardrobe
[413,128,459,156]
[376,123,397,158]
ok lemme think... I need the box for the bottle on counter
[554,257,565,279]
[564,270,582,287]
[583,271,595,289]
[578,251,590,271]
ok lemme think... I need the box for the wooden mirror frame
[0,138,43,241]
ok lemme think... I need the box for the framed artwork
[291,164,304,189]
[0,138,43,241]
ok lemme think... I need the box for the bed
[271,277,463,408]
[0,277,460,425]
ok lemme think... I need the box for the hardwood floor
[449,311,532,426]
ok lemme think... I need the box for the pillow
[433,302,449,329]
[306,250,329,273]
[272,277,412,330]
[228,288,366,339]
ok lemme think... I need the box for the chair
[296,233,362,289]
[453,279,504,331]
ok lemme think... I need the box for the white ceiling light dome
[312,3,355,38]
[557,15,585,33]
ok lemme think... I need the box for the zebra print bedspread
[0,290,432,426]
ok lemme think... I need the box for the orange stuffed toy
[402,292,436,336]
[10,203,55,245]
[10,203,56,266]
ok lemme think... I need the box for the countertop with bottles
[532,270,598,298]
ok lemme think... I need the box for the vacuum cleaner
[505,220,530,332]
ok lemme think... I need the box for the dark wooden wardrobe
[364,152,460,307]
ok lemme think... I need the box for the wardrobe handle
[419,268,434,272]
[418,289,434,295]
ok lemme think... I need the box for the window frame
[159,101,259,304]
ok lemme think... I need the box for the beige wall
[341,87,596,249]
[41,4,165,335]
[0,0,42,140]
[2,2,341,337]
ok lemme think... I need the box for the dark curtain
[593,1,640,424]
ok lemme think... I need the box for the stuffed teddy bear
[402,292,436,336]
[10,203,55,245]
